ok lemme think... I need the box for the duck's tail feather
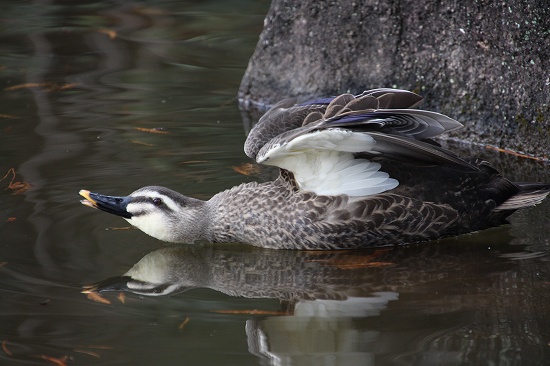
[495,182,550,211]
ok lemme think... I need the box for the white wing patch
[259,129,399,197]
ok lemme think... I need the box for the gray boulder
[239,0,549,158]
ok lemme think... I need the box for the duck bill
[79,190,132,219]
[82,276,133,293]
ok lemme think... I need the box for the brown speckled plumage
[208,175,462,249]
[207,158,534,250]
[80,89,550,250]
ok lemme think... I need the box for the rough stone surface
[239,0,550,159]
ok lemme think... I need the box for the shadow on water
[0,0,549,365]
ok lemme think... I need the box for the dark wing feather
[364,132,476,171]
[246,89,425,159]
[300,88,423,108]
[245,89,465,171]
[324,109,462,140]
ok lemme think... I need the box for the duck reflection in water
[83,239,546,365]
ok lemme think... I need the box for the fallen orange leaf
[0,114,19,119]
[54,83,80,91]
[117,292,126,304]
[232,163,261,176]
[97,28,117,40]
[2,340,12,356]
[86,292,111,305]
[10,181,31,195]
[131,140,155,147]
[1,168,31,195]
[484,145,547,162]
[178,317,190,330]
[33,355,70,366]
[4,82,79,92]
[6,217,16,222]
[135,127,169,135]
[310,249,395,269]
[5,82,49,91]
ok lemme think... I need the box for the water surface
[0,1,549,365]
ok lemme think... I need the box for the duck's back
[211,165,548,250]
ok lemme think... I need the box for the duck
[79,88,550,250]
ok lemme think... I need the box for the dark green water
[0,1,549,365]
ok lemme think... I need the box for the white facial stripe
[131,190,181,211]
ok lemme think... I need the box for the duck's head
[82,247,209,296]
[79,186,209,243]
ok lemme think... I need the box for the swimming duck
[79,88,549,250]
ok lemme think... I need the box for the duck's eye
[152,197,163,206]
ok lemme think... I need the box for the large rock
[239,0,550,158]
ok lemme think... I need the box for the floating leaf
[1,168,31,195]
[310,249,395,269]
[232,163,261,176]
[131,140,155,147]
[0,114,19,119]
[4,82,79,92]
[5,82,49,91]
[55,83,80,91]
[2,340,12,356]
[178,317,190,330]
[135,127,169,135]
[33,355,70,366]
[485,145,546,161]
[86,292,111,305]
[117,292,126,304]
[97,28,117,40]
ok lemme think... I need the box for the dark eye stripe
[132,196,174,212]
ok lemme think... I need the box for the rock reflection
[85,237,549,365]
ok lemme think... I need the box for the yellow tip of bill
[79,189,98,209]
